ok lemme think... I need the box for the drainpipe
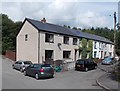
[38,31,40,64]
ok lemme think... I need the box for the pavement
[97,63,120,91]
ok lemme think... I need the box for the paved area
[97,73,119,91]
[2,58,105,89]
[97,63,120,91]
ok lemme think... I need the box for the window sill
[63,43,69,45]
[63,58,71,59]
[45,42,54,43]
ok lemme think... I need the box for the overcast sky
[1,0,120,29]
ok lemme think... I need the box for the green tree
[81,38,87,59]
[2,14,22,54]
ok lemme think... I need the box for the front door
[74,50,77,61]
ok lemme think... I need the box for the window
[45,50,53,60]
[94,42,97,49]
[25,34,28,41]
[109,52,112,56]
[63,36,69,44]
[110,45,112,48]
[105,44,107,47]
[45,33,54,43]
[94,51,97,58]
[73,38,77,45]
[63,51,71,59]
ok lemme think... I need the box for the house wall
[118,1,120,25]
[17,19,114,64]
[93,41,114,59]
[17,21,39,63]
[39,32,79,63]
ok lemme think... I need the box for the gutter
[38,31,40,64]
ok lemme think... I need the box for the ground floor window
[104,52,107,57]
[45,50,54,60]
[63,51,71,59]
[94,51,97,58]
[109,52,112,56]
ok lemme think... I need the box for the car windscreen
[76,60,84,64]
[24,61,32,64]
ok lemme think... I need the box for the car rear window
[77,60,84,64]
[41,64,51,67]
[24,61,32,64]
[41,64,52,69]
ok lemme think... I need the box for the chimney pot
[41,17,46,23]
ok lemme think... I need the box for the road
[2,58,106,89]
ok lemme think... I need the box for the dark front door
[74,50,77,61]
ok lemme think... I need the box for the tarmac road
[2,58,106,89]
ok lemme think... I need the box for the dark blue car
[101,57,113,65]
[24,64,54,80]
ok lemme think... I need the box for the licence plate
[77,65,80,67]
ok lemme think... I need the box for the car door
[30,65,39,76]
[25,65,31,75]
[14,62,19,69]
[90,61,95,69]
[27,64,36,76]
[86,60,91,69]
[18,62,22,70]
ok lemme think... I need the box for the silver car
[12,61,32,72]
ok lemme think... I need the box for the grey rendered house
[17,18,114,64]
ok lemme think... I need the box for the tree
[2,14,22,54]
[72,27,77,30]
[81,38,87,59]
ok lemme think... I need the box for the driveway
[2,58,106,89]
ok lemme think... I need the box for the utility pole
[114,12,117,59]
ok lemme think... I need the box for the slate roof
[26,18,113,44]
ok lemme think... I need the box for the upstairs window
[45,33,54,43]
[73,38,77,45]
[94,42,97,49]
[63,36,69,44]
[25,34,28,41]
[63,51,71,59]
[110,44,112,48]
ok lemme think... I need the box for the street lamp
[113,12,117,60]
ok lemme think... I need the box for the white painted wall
[93,41,114,59]
[118,1,120,24]
[17,20,38,63]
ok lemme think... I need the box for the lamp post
[114,12,116,60]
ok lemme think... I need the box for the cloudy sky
[1,0,120,29]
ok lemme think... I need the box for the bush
[93,58,102,63]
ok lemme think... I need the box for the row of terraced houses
[17,18,114,64]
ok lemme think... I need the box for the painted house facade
[17,18,114,64]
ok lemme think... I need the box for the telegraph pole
[114,12,117,59]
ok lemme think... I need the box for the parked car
[24,64,54,80]
[12,60,32,72]
[101,56,113,65]
[75,59,97,72]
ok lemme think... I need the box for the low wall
[5,50,16,61]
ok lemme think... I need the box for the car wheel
[95,66,97,69]
[24,71,27,76]
[35,73,39,80]
[85,68,88,72]
[20,68,23,72]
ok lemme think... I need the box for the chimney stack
[41,18,46,23]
